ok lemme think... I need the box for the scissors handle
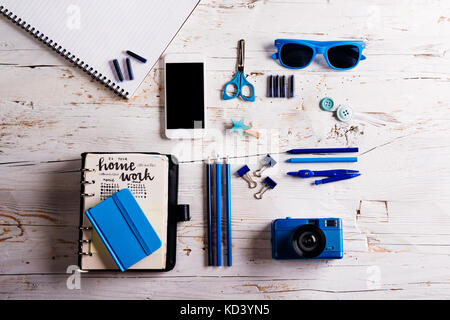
[238,73,255,102]
[223,72,241,100]
[223,72,255,101]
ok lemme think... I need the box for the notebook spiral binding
[78,227,93,256]
[0,6,130,99]
[79,166,96,256]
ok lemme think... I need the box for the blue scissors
[223,39,255,102]
[287,169,361,185]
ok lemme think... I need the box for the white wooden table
[1,0,449,299]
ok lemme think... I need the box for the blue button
[336,105,353,122]
[320,97,335,111]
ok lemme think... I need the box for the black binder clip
[236,165,257,189]
[254,177,277,199]
[253,154,277,177]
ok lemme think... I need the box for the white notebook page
[0,0,199,98]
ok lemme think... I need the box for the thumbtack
[254,177,277,200]
[236,165,257,189]
[253,154,277,177]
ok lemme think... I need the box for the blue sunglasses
[272,39,366,70]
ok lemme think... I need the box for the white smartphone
[164,54,206,139]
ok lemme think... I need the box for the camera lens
[292,224,326,258]
[298,232,318,251]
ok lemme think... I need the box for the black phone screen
[165,62,205,129]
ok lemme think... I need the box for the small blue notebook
[85,188,162,271]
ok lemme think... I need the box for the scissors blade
[237,39,245,72]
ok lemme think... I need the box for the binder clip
[254,177,277,200]
[253,154,277,177]
[236,165,257,189]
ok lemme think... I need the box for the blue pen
[215,158,222,266]
[225,158,232,266]
[286,157,358,163]
[286,147,359,154]
[206,159,213,266]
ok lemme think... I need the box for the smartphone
[164,54,206,139]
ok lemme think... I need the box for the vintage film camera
[271,217,343,259]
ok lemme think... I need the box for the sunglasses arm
[361,54,366,60]
[271,53,278,59]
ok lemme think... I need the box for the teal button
[320,97,335,111]
[336,105,353,122]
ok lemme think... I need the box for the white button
[336,105,353,122]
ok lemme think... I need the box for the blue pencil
[206,160,213,266]
[215,158,222,266]
[225,159,232,267]
[286,157,358,163]
[286,147,358,154]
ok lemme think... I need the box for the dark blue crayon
[126,50,147,63]
[113,59,124,82]
[126,58,134,80]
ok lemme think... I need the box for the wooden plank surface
[0,0,449,299]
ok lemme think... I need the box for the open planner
[79,153,190,271]
[0,0,200,98]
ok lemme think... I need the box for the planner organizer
[79,153,190,271]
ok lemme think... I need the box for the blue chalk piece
[113,59,124,82]
[126,58,134,80]
[126,50,147,63]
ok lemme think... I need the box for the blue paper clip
[254,177,277,199]
[254,154,277,177]
[236,165,257,189]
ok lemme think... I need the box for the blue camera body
[271,217,343,260]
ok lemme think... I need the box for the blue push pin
[236,165,257,189]
[254,177,277,199]
[253,154,277,177]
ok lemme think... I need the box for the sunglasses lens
[327,45,360,69]
[280,43,314,68]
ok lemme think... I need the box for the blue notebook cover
[85,189,162,271]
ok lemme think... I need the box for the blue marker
[286,157,358,163]
[286,147,359,154]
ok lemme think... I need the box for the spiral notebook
[80,153,169,270]
[0,0,200,98]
